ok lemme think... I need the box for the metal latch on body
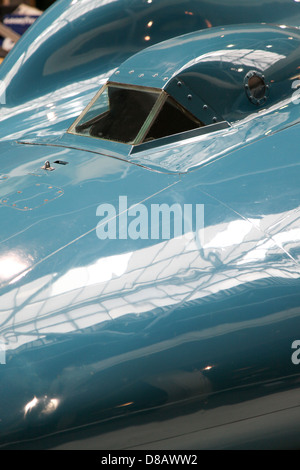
[41,161,55,171]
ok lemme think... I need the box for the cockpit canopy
[71,83,205,145]
[69,24,300,151]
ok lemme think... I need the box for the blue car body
[0,0,300,449]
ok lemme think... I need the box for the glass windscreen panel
[144,96,203,142]
[69,83,203,145]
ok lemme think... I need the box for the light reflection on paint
[24,396,60,417]
[0,253,30,283]
[116,402,134,408]
[42,398,60,415]
[1,208,300,352]
[51,251,132,297]
[24,396,38,416]
[47,111,56,122]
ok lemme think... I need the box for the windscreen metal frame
[67,82,204,146]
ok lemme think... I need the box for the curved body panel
[0,0,300,450]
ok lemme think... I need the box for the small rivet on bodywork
[212,117,217,123]
[177,81,182,87]
[139,73,144,78]
[187,94,192,100]
[129,70,134,74]
[203,104,208,110]
[115,70,120,75]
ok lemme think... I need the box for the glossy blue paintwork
[113,24,300,120]
[0,0,300,450]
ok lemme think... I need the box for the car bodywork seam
[198,187,300,270]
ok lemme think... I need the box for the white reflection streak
[274,227,300,245]
[177,49,286,76]
[0,253,29,282]
[24,0,120,60]
[0,73,108,122]
[0,72,112,141]
[51,251,132,296]
[203,219,254,249]
[1,210,300,350]
[46,111,56,122]
[24,396,38,416]
[24,396,60,417]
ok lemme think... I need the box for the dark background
[0,1,55,12]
